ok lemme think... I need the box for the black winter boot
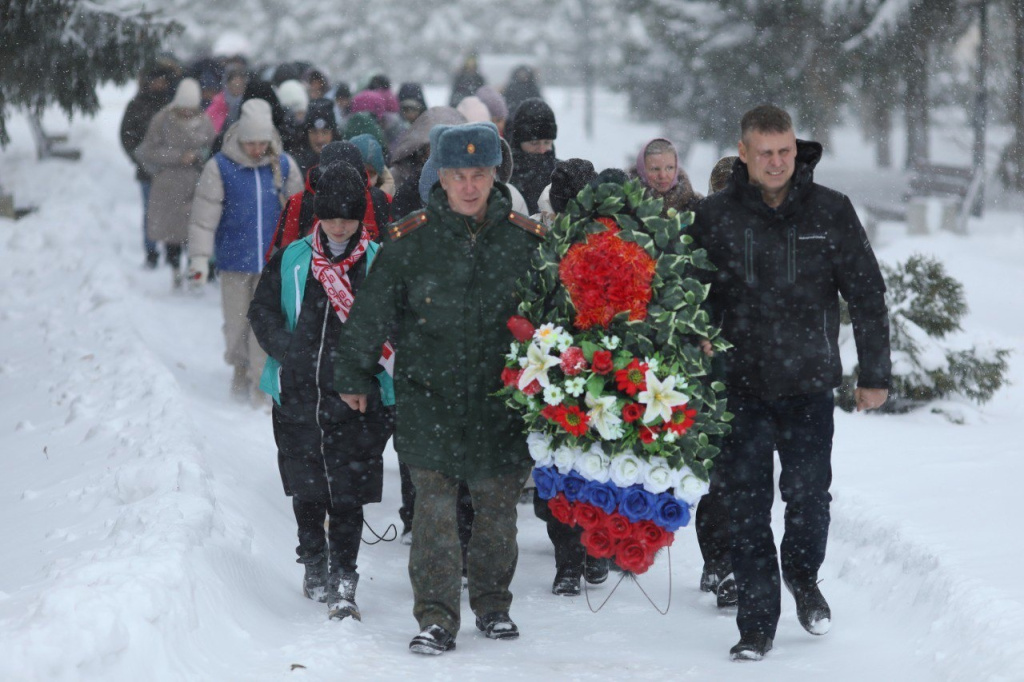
[328,570,360,621]
[785,576,831,635]
[301,555,329,603]
[730,632,773,661]
[551,565,582,596]
[584,557,609,585]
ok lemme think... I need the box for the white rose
[526,431,554,467]
[575,446,611,483]
[642,456,675,494]
[552,444,581,474]
[609,452,643,488]
[674,469,710,505]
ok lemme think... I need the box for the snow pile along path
[0,112,247,680]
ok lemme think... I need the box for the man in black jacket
[689,105,891,662]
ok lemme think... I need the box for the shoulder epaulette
[387,211,429,242]
[507,211,547,238]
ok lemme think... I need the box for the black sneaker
[475,612,519,640]
[584,558,609,585]
[716,572,738,608]
[729,633,773,661]
[785,577,831,635]
[409,624,456,655]
[552,565,582,596]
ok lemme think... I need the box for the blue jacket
[213,153,292,273]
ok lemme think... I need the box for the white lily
[518,342,560,390]
[637,370,689,424]
[585,393,623,440]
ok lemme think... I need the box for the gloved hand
[188,256,209,287]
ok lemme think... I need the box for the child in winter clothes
[247,162,395,621]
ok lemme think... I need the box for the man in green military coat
[335,121,547,655]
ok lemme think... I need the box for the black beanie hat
[589,167,630,191]
[315,163,367,221]
[313,141,366,190]
[304,98,340,136]
[510,97,557,148]
[549,158,597,213]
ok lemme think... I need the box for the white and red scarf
[310,224,369,323]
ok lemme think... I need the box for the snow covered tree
[841,0,972,169]
[0,0,178,146]
[836,255,1011,413]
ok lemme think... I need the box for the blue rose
[562,471,587,503]
[533,466,562,500]
[580,480,618,515]
[619,485,657,523]
[653,495,691,532]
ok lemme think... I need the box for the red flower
[557,406,590,437]
[560,347,588,376]
[591,350,614,375]
[622,403,644,423]
[501,367,522,388]
[507,315,535,342]
[540,405,590,437]
[615,358,649,396]
[541,404,562,422]
[558,223,657,329]
[615,538,656,574]
[574,502,603,530]
[604,512,632,541]
[548,496,576,526]
[522,379,542,396]
[580,526,618,559]
[634,520,672,550]
[638,425,658,444]
[664,404,698,435]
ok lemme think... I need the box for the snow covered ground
[1,84,1023,681]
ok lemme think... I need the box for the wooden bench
[862,163,982,239]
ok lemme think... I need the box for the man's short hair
[740,105,793,139]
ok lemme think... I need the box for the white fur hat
[275,79,309,113]
[456,95,490,124]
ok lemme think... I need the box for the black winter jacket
[689,140,891,400]
[248,230,393,507]
[120,91,172,182]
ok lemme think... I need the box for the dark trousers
[292,497,364,573]
[533,489,585,575]
[165,243,183,269]
[407,465,530,635]
[716,390,834,638]
[139,180,157,259]
[399,461,475,568]
[695,467,732,576]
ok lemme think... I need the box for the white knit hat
[236,99,275,142]
[171,78,201,109]
[275,79,309,113]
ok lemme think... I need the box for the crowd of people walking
[119,49,891,663]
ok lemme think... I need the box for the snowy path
[2,86,1022,681]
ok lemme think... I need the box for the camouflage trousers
[406,464,531,636]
